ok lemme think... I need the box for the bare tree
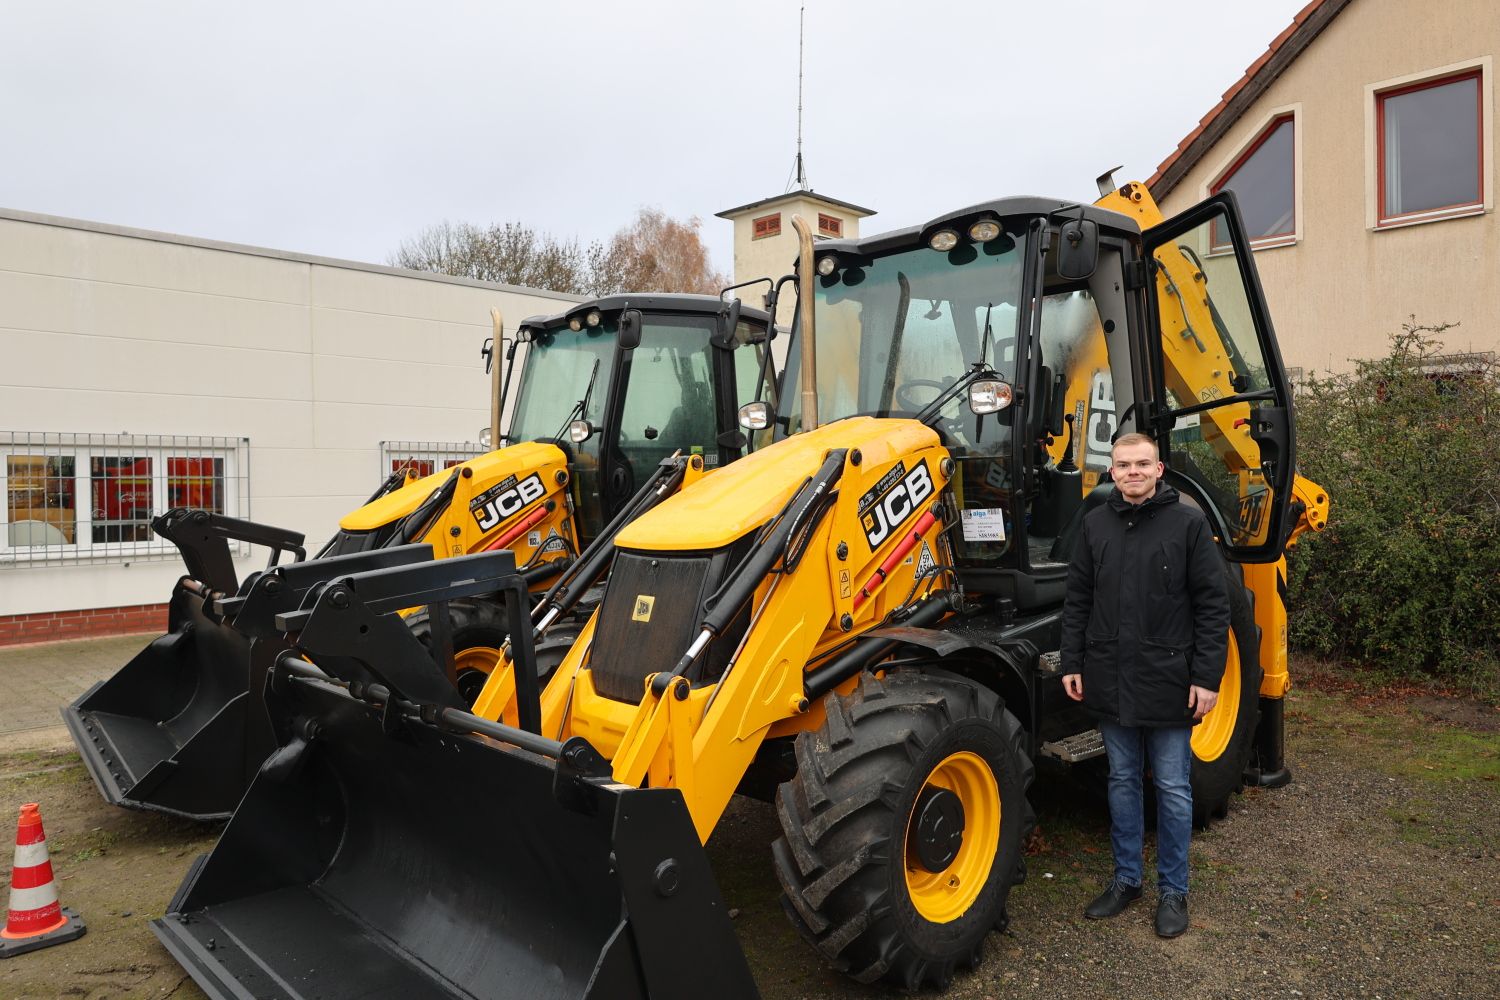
[390,209,726,297]
[389,221,609,295]
[597,209,728,296]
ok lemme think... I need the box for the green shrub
[1288,321,1500,695]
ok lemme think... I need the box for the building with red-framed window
[1150,0,1497,378]
[0,208,577,642]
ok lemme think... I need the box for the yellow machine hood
[340,442,564,532]
[615,417,940,552]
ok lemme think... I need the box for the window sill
[1205,234,1298,258]
[1374,204,1487,231]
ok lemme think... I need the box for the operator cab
[775,190,1296,609]
[505,295,775,542]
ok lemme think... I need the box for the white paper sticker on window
[960,508,1007,542]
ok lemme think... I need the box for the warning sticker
[527,530,542,548]
[915,540,937,576]
[960,508,1007,542]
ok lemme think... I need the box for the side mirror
[568,420,595,444]
[737,401,771,430]
[712,298,742,350]
[969,380,1014,415]
[1055,218,1099,281]
[619,309,643,350]
[481,336,495,374]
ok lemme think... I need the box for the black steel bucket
[63,581,254,820]
[153,668,759,1000]
[62,544,436,821]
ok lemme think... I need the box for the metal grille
[1,432,249,568]
[378,440,487,480]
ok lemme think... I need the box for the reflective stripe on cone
[1,803,84,954]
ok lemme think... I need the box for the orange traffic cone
[0,803,86,958]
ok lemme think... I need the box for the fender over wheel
[773,669,1035,990]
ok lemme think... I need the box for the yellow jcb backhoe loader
[154,181,1327,997]
[64,294,776,820]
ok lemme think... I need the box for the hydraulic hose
[802,592,953,699]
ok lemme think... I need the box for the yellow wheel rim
[1191,634,1240,762]
[454,646,501,677]
[904,751,1000,924]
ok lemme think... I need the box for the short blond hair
[1111,432,1159,460]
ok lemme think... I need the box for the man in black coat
[1059,432,1229,938]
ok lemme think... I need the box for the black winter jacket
[1059,483,1230,728]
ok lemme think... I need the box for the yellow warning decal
[632,595,655,623]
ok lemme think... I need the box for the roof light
[585,309,602,327]
[568,317,582,332]
[928,229,960,252]
[968,218,1002,242]
[816,255,838,277]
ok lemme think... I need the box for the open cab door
[1141,191,1296,562]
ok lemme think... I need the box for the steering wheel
[894,378,951,413]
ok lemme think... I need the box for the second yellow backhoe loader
[64,294,776,820]
[154,181,1327,997]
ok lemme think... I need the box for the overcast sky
[1,1,1312,279]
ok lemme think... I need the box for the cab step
[1040,729,1105,763]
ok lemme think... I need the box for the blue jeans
[1099,721,1193,897]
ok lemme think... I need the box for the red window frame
[817,213,843,237]
[1376,68,1484,226]
[1209,112,1296,250]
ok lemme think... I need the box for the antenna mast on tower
[788,3,809,192]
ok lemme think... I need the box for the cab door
[1141,192,1295,562]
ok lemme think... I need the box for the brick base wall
[0,604,167,647]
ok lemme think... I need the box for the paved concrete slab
[0,633,158,752]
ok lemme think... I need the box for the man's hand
[1188,685,1218,720]
[1062,673,1084,702]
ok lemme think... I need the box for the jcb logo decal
[1084,370,1116,473]
[470,473,546,531]
[632,595,655,622]
[859,459,934,550]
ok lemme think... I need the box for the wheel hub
[911,786,965,872]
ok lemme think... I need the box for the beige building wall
[717,192,874,329]
[1157,0,1499,375]
[0,210,576,616]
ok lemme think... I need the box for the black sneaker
[1155,892,1189,938]
[1084,880,1142,919]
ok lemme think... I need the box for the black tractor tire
[1188,565,1263,828]
[773,669,1035,991]
[406,598,509,706]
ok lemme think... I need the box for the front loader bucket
[63,543,434,821]
[63,580,253,820]
[153,667,760,1000]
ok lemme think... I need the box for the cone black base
[0,908,87,959]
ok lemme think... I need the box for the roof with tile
[1148,0,1354,199]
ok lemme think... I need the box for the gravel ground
[2,671,1495,999]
